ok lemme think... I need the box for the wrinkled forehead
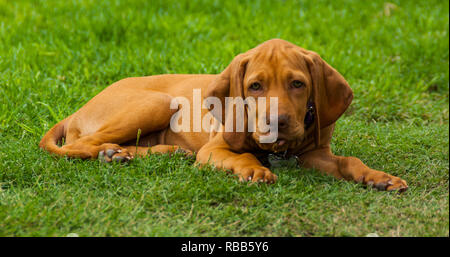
[245,43,310,83]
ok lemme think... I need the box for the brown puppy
[39,39,408,191]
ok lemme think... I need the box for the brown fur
[40,39,407,191]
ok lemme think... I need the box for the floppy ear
[305,51,353,129]
[205,53,250,151]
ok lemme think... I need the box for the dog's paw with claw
[98,148,133,163]
[173,148,196,160]
[235,165,278,184]
[357,171,408,192]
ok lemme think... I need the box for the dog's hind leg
[40,89,178,162]
[96,145,194,162]
[115,145,194,160]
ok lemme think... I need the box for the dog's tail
[39,117,70,156]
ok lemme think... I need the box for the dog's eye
[291,80,305,88]
[249,82,262,91]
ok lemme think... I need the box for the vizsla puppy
[40,39,408,191]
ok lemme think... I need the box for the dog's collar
[304,100,315,129]
[264,101,316,165]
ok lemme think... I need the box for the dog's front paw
[358,170,408,192]
[384,175,408,192]
[235,165,278,184]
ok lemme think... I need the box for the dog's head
[206,39,353,152]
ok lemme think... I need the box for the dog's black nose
[278,114,289,130]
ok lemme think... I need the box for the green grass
[0,0,448,236]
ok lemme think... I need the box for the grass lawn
[0,0,448,236]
